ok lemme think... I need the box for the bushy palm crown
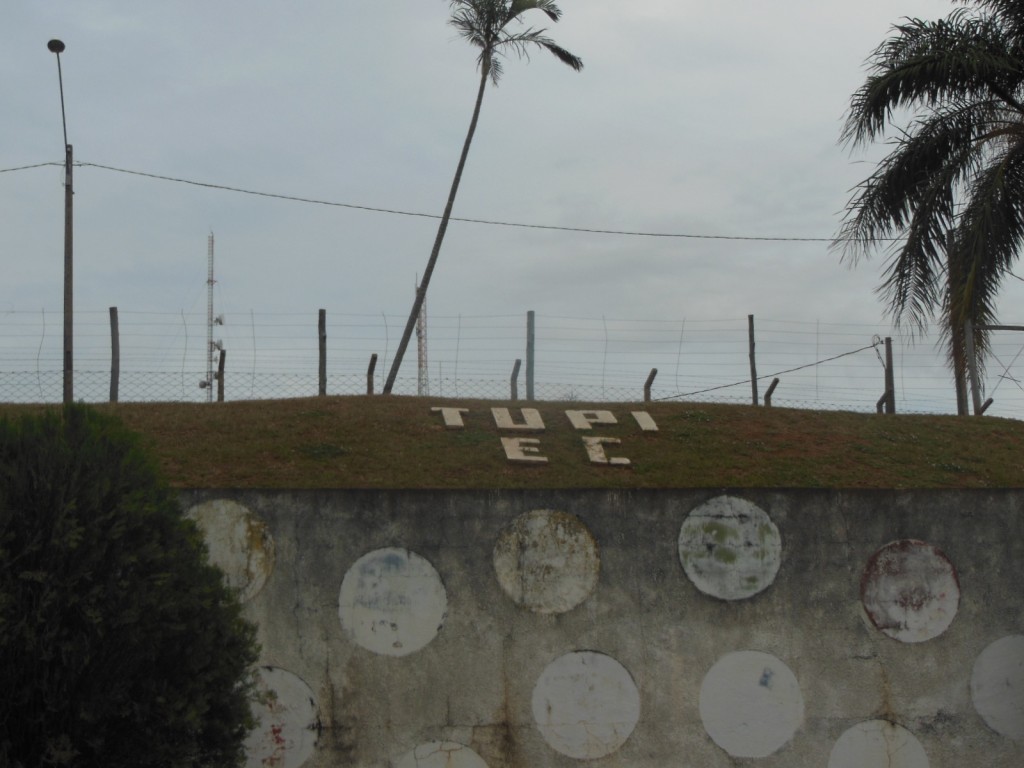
[835,0,1024,351]
[450,0,583,83]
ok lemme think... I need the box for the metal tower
[200,233,223,400]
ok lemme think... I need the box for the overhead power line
[4,159,896,243]
[79,162,839,241]
[0,162,61,173]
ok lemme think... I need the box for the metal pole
[748,314,758,406]
[947,230,968,415]
[49,40,73,404]
[964,319,983,415]
[63,143,73,404]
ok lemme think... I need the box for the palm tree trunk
[383,57,491,394]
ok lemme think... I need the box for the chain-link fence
[2,309,1023,417]
[0,369,858,411]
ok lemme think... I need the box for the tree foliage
[449,0,583,84]
[382,1,582,393]
[0,405,258,768]
[835,0,1024,382]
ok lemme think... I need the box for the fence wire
[1,310,1022,418]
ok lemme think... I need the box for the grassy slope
[2,397,1022,489]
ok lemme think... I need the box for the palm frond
[974,0,1024,38]
[953,131,1024,324]
[835,100,1003,330]
[836,101,986,257]
[509,0,562,24]
[495,26,583,71]
[842,10,1022,146]
[536,40,583,71]
[449,5,490,49]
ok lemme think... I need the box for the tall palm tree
[383,0,582,394]
[834,0,1024,410]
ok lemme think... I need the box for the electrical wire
[81,162,844,241]
[990,344,1024,395]
[0,162,63,173]
[657,339,883,400]
[1,159,889,243]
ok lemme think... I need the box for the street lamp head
[48,38,69,147]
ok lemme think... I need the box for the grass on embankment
[2,396,1022,489]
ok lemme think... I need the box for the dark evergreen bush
[0,405,258,768]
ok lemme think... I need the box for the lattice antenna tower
[199,233,224,401]
[415,275,429,396]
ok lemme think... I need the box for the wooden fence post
[511,359,521,401]
[367,353,378,395]
[764,378,779,407]
[318,309,327,396]
[748,314,758,406]
[108,306,119,403]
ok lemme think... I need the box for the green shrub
[0,405,258,768]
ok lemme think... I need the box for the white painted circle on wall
[392,741,488,768]
[971,634,1024,741]
[828,720,929,768]
[698,650,804,758]
[860,540,959,643]
[678,496,782,600]
[338,547,447,657]
[244,666,320,768]
[532,651,640,760]
[492,509,599,614]
[187,499,275,602]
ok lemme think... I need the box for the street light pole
[48,38,73,404]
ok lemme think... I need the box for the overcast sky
[4,1,1024,412]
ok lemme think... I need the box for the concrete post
[526,311,535,401]
[109,306,119,403]
[748,314,758,406]
[318,309,327,397]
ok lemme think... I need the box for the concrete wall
[179,489,1024,768]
